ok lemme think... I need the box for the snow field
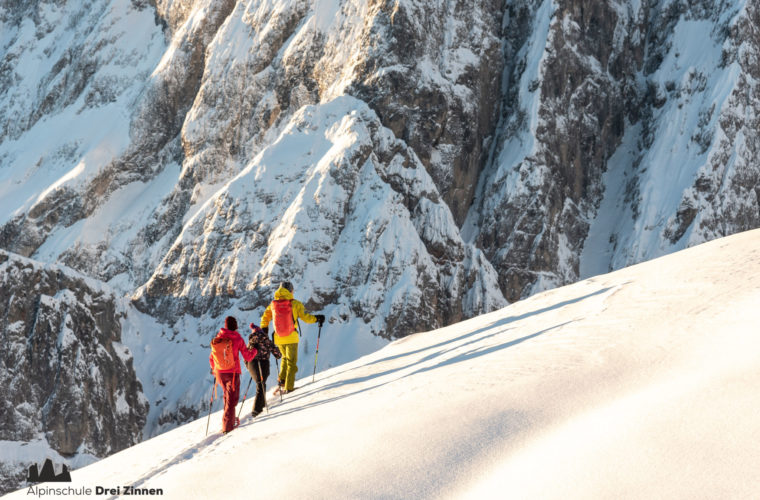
[8,229,760,499]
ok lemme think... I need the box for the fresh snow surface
[9,229,760,499]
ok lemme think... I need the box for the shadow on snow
[260,286,613,421]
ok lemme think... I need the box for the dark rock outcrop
[0,251,148,494]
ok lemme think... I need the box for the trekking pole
[312,322,323,383]
[257,361,270,414]
[237,375,253,421]
[297,319,304,354]
[205,380,216,436]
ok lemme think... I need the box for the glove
[250,323,256,330]
[262,326,268,335]
[315,314,325,327]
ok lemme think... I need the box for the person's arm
[209,350,215,372]
[260,305,273,330]
[264,334,282,359]
[237,334,258,362]
[293,300,317,323]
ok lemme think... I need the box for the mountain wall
[0,251,147,494]
[1,0,758,489]
[469,0,759,299]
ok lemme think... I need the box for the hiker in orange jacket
[209,316,257,433]
[260,282,324,394]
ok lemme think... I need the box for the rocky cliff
[469,0,760,299]
[0,251,148,494]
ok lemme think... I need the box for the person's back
[211,329,244,372]
[260,282,324,393]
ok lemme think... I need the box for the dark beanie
[225,316,238,331]
[280,281,293,292]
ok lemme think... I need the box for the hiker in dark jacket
[209,316,257,433]
[245,323,282,417]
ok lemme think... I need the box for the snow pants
[245,359,270,414]
[218,372,240,432]
[278,343,298,391]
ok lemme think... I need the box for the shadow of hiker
[407,321,573,378]
[317,286,614,384]
[261,319,575,422]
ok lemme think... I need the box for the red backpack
[211,336,236,371]
[272,299,295,337]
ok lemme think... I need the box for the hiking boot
[222,417,240,433]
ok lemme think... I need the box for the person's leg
[248,359,261,413]
[221,372,240,432]
[245,360,258,380]
[284,343,298,391]
[279,344,293,391]
[220,372,231,431]
[253,360,269,415]
[277,346,287,388]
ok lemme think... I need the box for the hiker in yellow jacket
[260,281,324,394]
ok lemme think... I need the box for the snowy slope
[9,229,760,499]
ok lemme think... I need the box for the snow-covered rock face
[0,0,507,334]
[468,0,760,300]
[1,0,759,481]
[135,97,505,337]
[0,251,148,494]
[468,0,646,301]
[2,0,757,324]
[180,0,503,223]
[347,0,504,226]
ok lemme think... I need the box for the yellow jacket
[260,287,317,345]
